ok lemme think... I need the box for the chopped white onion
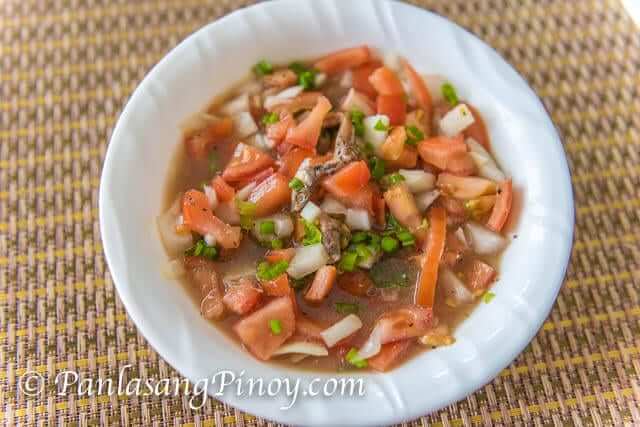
[440,103,475,137]
[339,70,353,88]
[320,197,347,216]
[346,209,371,231]
[220,93,250,115]
[250,133,275,150]
[466,138,507,181]
[273,341,328,357]
[398,169,436,193]
[463,222,507,255]
[161,259,186,280]
[232,111,258,139]
[203,185,219,210]
[315,73,327,87]
[268,213,294,238]
[439,268,474,307]
[204,233,217,247]
[235,182,257,202]
[340,88,375,116]
[320,314,363,348]
[454,227,468,247]
[415,189,441,213]
[287,244,329,279]
[357,325,384,359]
[264,85,304,110]
[215,200,240,225]
[363,115,390,153]
[176,215,184,226]
[300,201,322,223]
[157,197,193,257]
[422,74,448,104]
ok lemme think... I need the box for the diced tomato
[415,206,447,308]
[377,95,406,126]
[464,104,490,150]
[373,195,386,228]
[237,167,275,188]
[278,148,312,179]
[272,92,323,115]
[446,152,476,176]
[352,60,382,98]
[464,259,496,296]
[321,160,371,199]
[211,176,235,202]
[369,67,404,96]
[247,173,291,217]
[401,59,433,121]
[267,113,296,144]
[264,248,296,264]
[337,270,373,297]
[184,117,234,159]
[284,96,332,150]
[304,265,337,303]
[222,144,275,182]
[383,183,422,233]
[368,340,412,372]
[223,278,262,315]
[314,46,371,74]
[436,173,497,199]
[380,126,407,161]
[486,179,513,232]
[417,135,466,170]
[385,146,418,169]
[261,273,291,297]
[233,297,296,361]
[182,190,242,249]
[184,257,225,319]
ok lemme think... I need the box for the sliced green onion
[271,238,284,250]
[369,157,385,181]
[289,177,304,191]
[335,302,360,315]
[482,291,496,304]
[442,83,459,106]
[253,60,274,76]
[236,200,257,216]
[355,244,371,259]
[381,236,399,253]
[374,119,389,132]
[259,220,275,235]
[339,251,359,272]
[262,112,279,125]
[208,151,219,173]
[405,125,424,146]
[269,319,283,335]
[193,240,205,256]
[345,348,368,368]
[288,62,308,75]
[299,70,316,90]
[257,260,290,281]
[302,219,322,246]
[381,172,405,188]
[350,110,365,137]
[351,231,370,244]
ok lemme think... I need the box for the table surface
[1,0,639,425]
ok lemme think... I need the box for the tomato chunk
[401,59,433,121]
[278,148,313,180]
[369,66,404,96]
[247,173,291,217]
[222,144,275,183]
[182,190,242,249]
[261,273,291,297]
[305,265,337,303]
[322,160,371,199]
[352,60,382,98]
[415,206,447,307]
[284,96,332,150]
[211,176,235,202]
[486,179,512,232]
[377,95,406,126]
[368,340,412,372]
[314,46,371,74]
[223,278,262,315]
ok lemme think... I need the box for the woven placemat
[1,0,638,425]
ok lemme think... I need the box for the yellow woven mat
[1,0,639,425]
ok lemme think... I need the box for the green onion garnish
[185,239,218,260]
[236,200,257,217]
[405,125,424,146]
[269,319,283,335]
[259,220,275,235]
[289,177,304,191]
[381,236,399,253]
[355,244,372,259]
[374,119,389,132]
[442,82,459,106]
[299,70,316,90]
[302,219,322,246]
[351,231,369,244]
[208,151,219,173]
[257,260,289,281]
[271,238,284,250]
[335,302,360,315]
[339,251,359,272]
[345,348,368,368]
[350,110,365,137]
[262,112,279,125]
[482,291,496,304]
[381,172,405,188]
[397,230,415,246]
[369,156,385,181]
[253,60,274,76]
[288,62,308,75]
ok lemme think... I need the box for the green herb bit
[271,238,284,250]
[381,172,405,188]
[257,260,289,281]
[299,70,316,90]
[350,110,365,137]
[289,177,304,191]
[259,220,275,235]
[441,82,459,106]
[355,243,372,259]
[288,62,308,75]
[302,219,322,246]
[482,291,496,304]
[208,151,219,173]
[193,239,205,256]
[339,251,359,272]
[405,125,424,146]
[335,302,360,315]
[374,119,389,132]
[269,319,283,335]
[369,156,386,181]
[397,230,415,246]
[253,59,274,76]
[363,142,374,156]
[351,231,370,244]
[185,239,217,259]
[236,200,257,217]
[345,348,368,369]
[381,236,399,253]
[262,112,279,125]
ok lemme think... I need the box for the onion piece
[346,208,371,231]
[272,214,294,238]
[232,111,258,139]
[204,233,217,247]
[422,74,448,104]
[161,259,186,280]
[287,244,329,279]
[440,103,475,137]
[340,88,375,116]
[157,197,193,257]
[315,73,327,87]
[320,196,347,216]
[398,169,435,193]
[235,182,257,201]
[415,189,440,213]
[463,222,507,255]
[264,85,304,110]
[466,138,507,182]
[454,227,468,247]
[272,341,328,357]
[203,185,219,210]
[220,93,250,116]
[320,314,363,348]
[439,267,474,307]
[363,115,390,153]
[356,325,384,359]
[300,201,322,223]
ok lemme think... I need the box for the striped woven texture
[1,0,639,425]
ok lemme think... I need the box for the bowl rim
[99,0,575,425]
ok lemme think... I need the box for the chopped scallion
[405,125,424,146]
[335,302,360,315]
[381,172,405,188]
[253,59,274,76]
[259,220,275,235]
[350,110,365,137]
[262,112,279,125]
[289,177,304,191]
[345,348,368,368]
[339,251,359,272]
[482,291,496,304]
[381,236,399,253]
[270,238,284,250]
[269,319,282,335]
[369,156,385,181]
[374,119,389,132]
[442,83,459,106]
[257,260,289,281]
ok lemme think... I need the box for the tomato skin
[278,148,312,180]
[368,340,413,372]
[314,46,371,74]
[247,173,291,217]
[486,179,513,232]
[321,160,371,199]
[352,61,382,98]
[181,189,242,249]
[415,206,447,308]
[211,176,235,202]
[261,273,290,297]
[377,95,406,126]
[284,96,332,150]
[464,104,491,150]
[369,66,405,96]
[417,135,466,170]
[222,145,275,183]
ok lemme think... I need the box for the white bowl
[99,0,574,425]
